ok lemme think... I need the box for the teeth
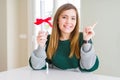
[64,25,71,28]
[65,26,70,29]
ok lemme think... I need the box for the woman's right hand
[37,31,48,47]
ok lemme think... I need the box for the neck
[60,33,70,40]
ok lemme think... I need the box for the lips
[63,25,72,30]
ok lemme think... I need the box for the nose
[66,18,71,24]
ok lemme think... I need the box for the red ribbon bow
[34,17,53,28]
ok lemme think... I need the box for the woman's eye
[62,16,66,19]
[72,17,76,20]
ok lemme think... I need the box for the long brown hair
[47,3,80,59]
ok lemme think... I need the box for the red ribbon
[34,17,53,28]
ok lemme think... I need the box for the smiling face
[58,9,77,37]
[47,3,80,59]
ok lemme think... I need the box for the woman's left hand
[83,23,97,41]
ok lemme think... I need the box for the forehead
[60,9,76,16]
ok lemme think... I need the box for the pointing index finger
[92,22,98,29]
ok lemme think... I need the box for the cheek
[74,21,77,26]
[58,20,64,27]
[58,19,61,25]
[59,19,65,24]
[73,22,76,28]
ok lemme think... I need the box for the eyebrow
[61,14,76,18]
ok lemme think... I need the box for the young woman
[29,3,99,72]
